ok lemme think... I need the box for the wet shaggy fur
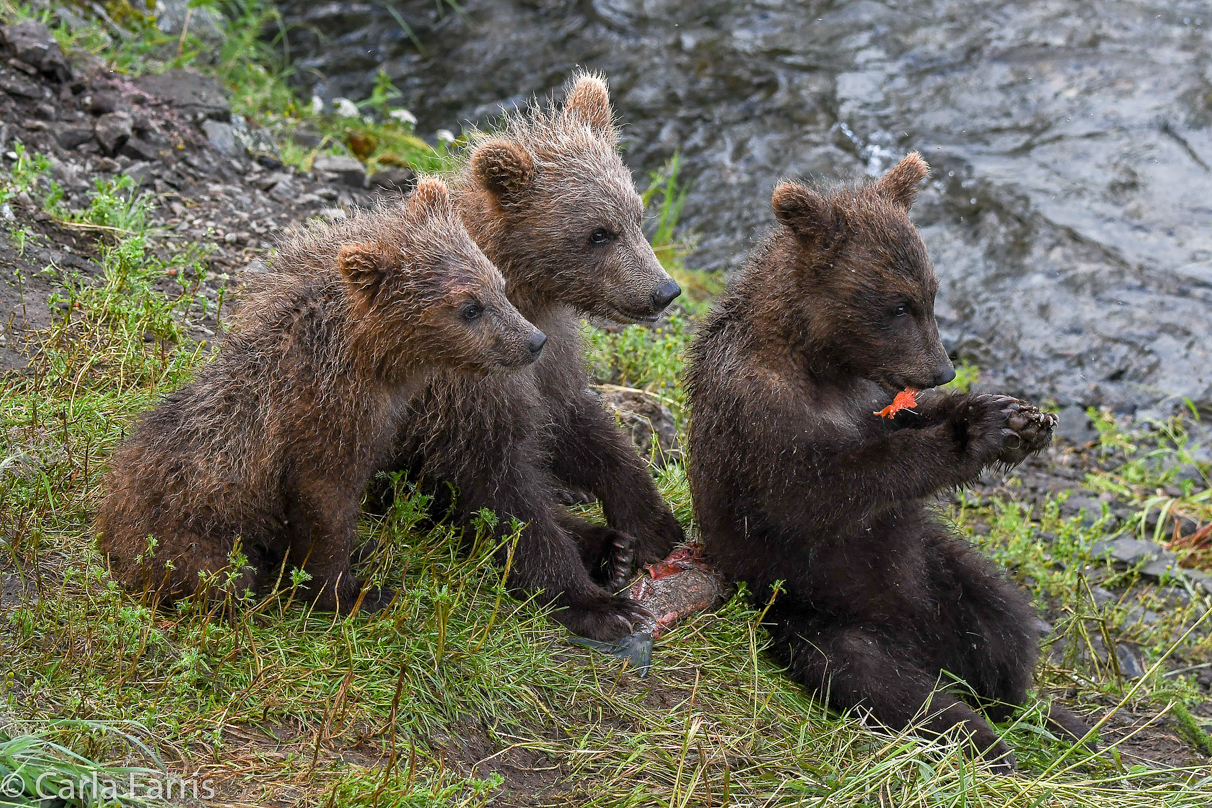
[685,155,1091,770]
[381,72,686,641]
[97,179,543,614]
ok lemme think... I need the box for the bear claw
[559,594,653,642]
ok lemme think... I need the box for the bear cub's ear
[772,181,842,246]
[875,152,929,211]
[409,175,455,220]
[338,241,390,302]
[470,139,535,205]
[562,72,616,141]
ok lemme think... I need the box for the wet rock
[1056,405,1099,447]
[599,387,680,467]
[53,121,95,150]
[369,167,416,193]
[134,68,230,122]
[312,154,366,188]
[0,21,71,83]
[94,111,132,155]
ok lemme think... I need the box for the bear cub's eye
[460,302,484,322]
[892,302,911,317]
[589,228,616,245]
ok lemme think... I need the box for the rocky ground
[0,19,417,369]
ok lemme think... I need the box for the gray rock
[1088,585,1117,607]
[94,111,132,155]
[1140,556,1182,581]
[312,154,366,188]
[1061,493,1105,526]
[1056,405,1099,446]
[370,167,417,193]
[202,119,239,157]
[53,121,95,150]
[0,21,71,82]
[120,136,161,163]
[291,126,323,149]
[134,69,230,122]
[230,115,279,161]
[1115,642,1147,678]
[124,161,154,187]
[1123,604,1162,625]
[1185,569,1212,596]
[154,0,224,46]
[269,175,298,203]
[0,66,45,99]
[1089,535,1172,567]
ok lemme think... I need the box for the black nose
[932,362,957,388]
[527,330,547,356]
[650,279,682,312]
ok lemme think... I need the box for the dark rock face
[132,69,231,122]
[93,111,132,155]
[277,0,1212,415]
[0,21,71,82]
[312,154,366,188]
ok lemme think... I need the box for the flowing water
[278,0,1212,415]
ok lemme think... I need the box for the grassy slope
[2,3,1211,806]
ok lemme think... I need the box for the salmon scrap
[874,388,918,418]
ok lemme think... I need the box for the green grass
[3,3,1212,806]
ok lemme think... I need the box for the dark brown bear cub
[97,178,544,614]
[385,73,685,641]
[685,154,1090,770]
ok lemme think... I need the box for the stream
[276,0,1212,416]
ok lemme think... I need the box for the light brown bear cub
[97,178,545,614]
[382,73,686,641]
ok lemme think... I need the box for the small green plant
[0,143,51,205]
[942,360,980,393]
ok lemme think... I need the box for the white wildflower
[332,97,360,118]
[389,108,418,126]
[436,129,456,143]
[310,95,324,115]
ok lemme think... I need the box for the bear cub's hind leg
[768,603,1018,772]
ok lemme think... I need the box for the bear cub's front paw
[997,404,1056,466]
[963,395,1052,468]
[557,594,652,641]
[595,528,638,593]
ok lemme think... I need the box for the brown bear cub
[685,154,1091,770]
[383,72,685,640]
[97,178,545,614]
